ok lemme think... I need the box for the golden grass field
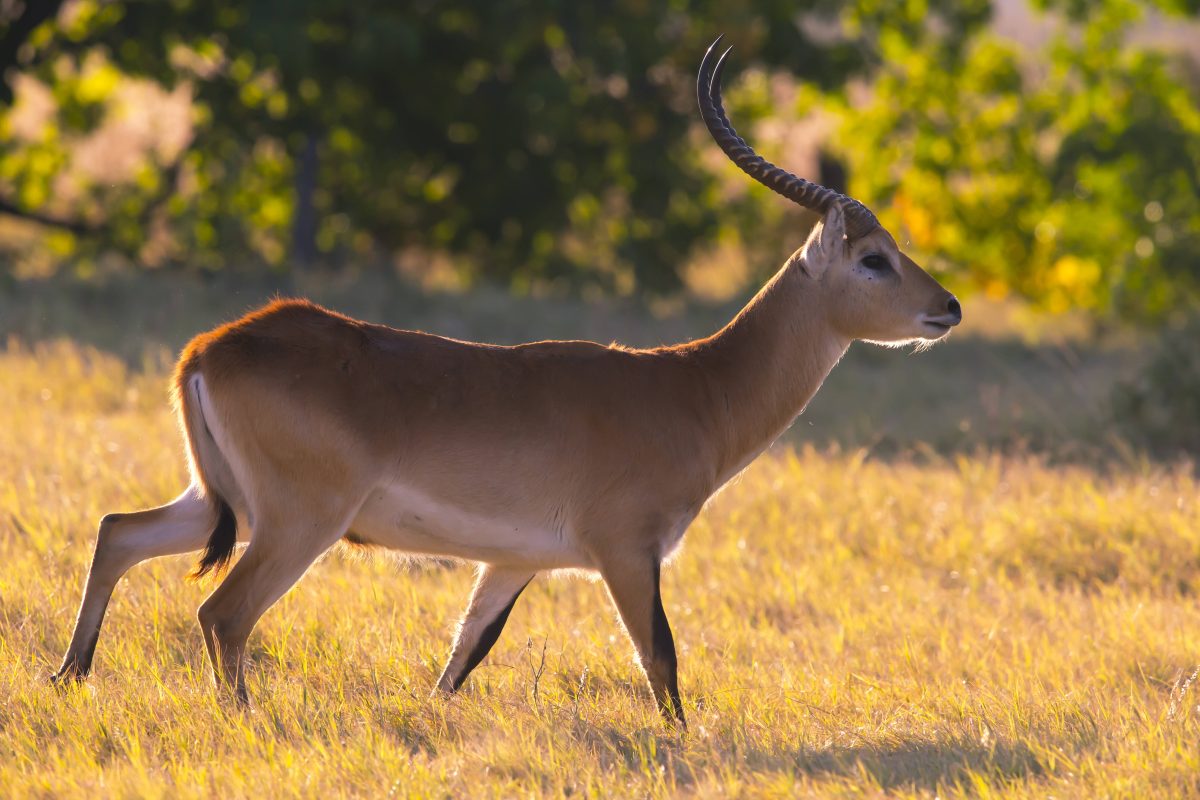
[1,331,1199,798]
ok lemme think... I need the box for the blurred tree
[0,0,985,292]
[4,0,1197,318]
[0,0,65,107]
[834,0,1200,318]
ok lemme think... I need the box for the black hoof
[49,665,87,689]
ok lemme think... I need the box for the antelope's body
[53,40,961,726]
[180,299,729,570]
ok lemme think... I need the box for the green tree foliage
[836,0,1200,318]
[1,0,1198,317]
[0,0,909,292]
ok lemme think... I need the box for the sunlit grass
[1,340,1198,798]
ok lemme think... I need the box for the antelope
[52,39,961,727]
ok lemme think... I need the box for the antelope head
[698,38,962,346]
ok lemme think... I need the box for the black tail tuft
[189,497,238,581]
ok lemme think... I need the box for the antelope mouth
[919,315,959,338]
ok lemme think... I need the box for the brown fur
[54,192,958,727]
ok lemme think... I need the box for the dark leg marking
[51,627,101,685]
[651,561,684,724]
[451,578,532,692]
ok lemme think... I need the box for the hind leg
[197,505,351,703]
[53,488,215,683]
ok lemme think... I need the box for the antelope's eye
[861,254,892,273]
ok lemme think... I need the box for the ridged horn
[697,35,880,240]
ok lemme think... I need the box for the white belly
[349,481,591,569]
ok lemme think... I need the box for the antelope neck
[684,261,850,482]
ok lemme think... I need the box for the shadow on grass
[599,725,1045,794]
[794,737,1044,792]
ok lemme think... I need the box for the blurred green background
[1,0,1198,457]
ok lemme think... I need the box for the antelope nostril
[947,296,962,321]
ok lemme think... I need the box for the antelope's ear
[817,202,847,255]
[801,202,847,278]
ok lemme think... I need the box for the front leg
[599,555,685,727]
[435,565,534,693]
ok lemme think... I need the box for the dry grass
[2,339,1199,798]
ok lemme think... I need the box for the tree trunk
[0,0,67,107]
